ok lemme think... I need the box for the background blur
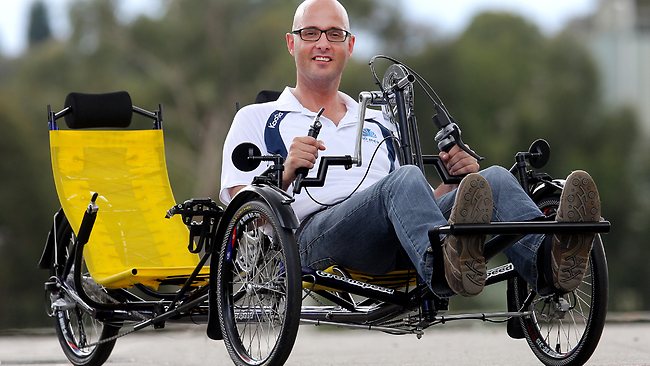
[0,0,648,329]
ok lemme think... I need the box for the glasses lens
[326,29,347,42]
[299,28,321,41]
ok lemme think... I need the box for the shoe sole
[552,170,601,292]
[443,173,493,296]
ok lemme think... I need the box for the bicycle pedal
[51,297,76,311]
[44,279,59,292]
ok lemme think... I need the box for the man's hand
[440,144,480,175]
[435,144,480,198]
[282,136,326,190]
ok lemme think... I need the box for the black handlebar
[290,105,354,194]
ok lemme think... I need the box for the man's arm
[228,186,245,199]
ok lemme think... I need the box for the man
[220,0,601,297]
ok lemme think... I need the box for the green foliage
[0,1,648,328]
[27,1,52,47]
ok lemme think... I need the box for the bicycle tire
[49,214,119,366]
[513,192,608,365]
[216,199,301,366]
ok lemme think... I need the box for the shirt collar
[275,87,303,112]
[276,87,360,126]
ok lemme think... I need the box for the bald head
[292,0,350,31]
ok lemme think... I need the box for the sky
[0,0,598,57]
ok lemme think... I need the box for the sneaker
[551,170,601,292]
[442,173,493,296]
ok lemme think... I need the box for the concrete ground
[0,321,648,365]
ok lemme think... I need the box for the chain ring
[381,63,415,126]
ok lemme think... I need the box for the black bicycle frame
[54,200,215,330]
[45,104,215,331]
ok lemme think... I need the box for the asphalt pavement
[0,321,648,365]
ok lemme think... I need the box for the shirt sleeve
[219,106,267,205]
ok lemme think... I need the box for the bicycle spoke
[229,216,288,363]
[219,201,300,366]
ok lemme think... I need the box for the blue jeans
[296,165,545,296]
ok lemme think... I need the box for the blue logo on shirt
[362,128,377,139]
[362,128,379,144]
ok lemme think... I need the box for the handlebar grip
[293,120,322,185]
[293,108,324,194]
[77,193,99,245]
[433,105,456,152]
[307,120,322,139]
[435,124,457,152]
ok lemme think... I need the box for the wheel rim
[53,227,114,359]
[56,299,104,357]
[520,194,607,364]
[226,210,289,364]
[526,258,596,358]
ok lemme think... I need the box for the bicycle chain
[304,288,328,306]
[80,325,141,349]
[77,305,156,349]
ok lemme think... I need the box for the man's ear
[286,33,295,56]
[347,34,355,56]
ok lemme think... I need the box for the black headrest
[64,91,133,129]
[254,90,282,104]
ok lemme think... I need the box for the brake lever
[459,141,484,161]
[433,105,484,161]
[448,124,485,161]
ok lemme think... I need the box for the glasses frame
[291,27,351,42]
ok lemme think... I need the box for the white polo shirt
[220,87,398,222]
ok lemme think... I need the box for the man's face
[286,0,355,88]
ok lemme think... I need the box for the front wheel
[48,214,119,366]
[513,234,608,365]
[216,199,301,366]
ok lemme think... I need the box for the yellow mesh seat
[50,129,208,289]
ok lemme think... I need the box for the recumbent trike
[39,56,610,366]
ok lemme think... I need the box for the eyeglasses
[291,27,351,42]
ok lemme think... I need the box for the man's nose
[314,33,331,49]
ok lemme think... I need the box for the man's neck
[292,85,347,125]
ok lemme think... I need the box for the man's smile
[313,56,332,62]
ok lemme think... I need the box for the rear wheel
[514,195,608,365]
[216,199,301,366]
[48,214,119,366]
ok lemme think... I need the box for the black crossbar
[431,221,610,236]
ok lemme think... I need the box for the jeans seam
[385,173,429,270]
